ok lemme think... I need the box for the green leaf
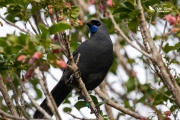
[0,47,4,53]
[49,21,71,35]
[153,94,164,105]
[113,7,132,14]
[71,6,80,18]
[90,95,98,105]
[38,23,49,35]
[162,43,174,53]
[74,101,86,110]
[63,107,72,112]
[128,18,138,32]
[125,77,135,92]
[124,1,135,10]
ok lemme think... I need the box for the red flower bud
[89,0,95,4]
[32,52,42,60]
[47,5,52,9]
[164,14,176,26]
[56,60,67,69]
[164,111,171,116]
[6,76,12,83]
[17,55,26,62]
[131,70,137,77]
[58,16,63,21]
[171,27,179,33]
[107,0,113,6]
[77,20,83,26]
[49,8,53,15]
[64,2,71,10]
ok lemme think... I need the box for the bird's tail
[33,79,72,118]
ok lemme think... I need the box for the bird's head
[86,20,101,33]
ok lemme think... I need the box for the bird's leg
[76,68,81,79]
[78,91,100,115]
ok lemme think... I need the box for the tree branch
[62,32,103,120]
[137,0,180,106]
[107,9,153,60]
[35,69,62,120]
[0,75,18,117]
[95,88,144,119]
[16,75,52,120]
[0,15,33,35]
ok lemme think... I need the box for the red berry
[56,60,67,69]
[25,68,33,79]
[32,52,42,60]
[17,55,26,62]
[89,0,95,4]
[164,111,171,116]
[107,0,113,6]
[49,8,53,15]
[64,2,71,9]
[164,14,176,26]
[47,5,52,9]
[176,14,180,23]
[140,117,147,120]
[6,76,12,83]
[171,27,179,33]
[52,48,61,53]
[131,70,137,77]
[58,16,63,21]
[77,20,83,26]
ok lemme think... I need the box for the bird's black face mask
[86,20,101,33]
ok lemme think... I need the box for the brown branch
[9,82,30,118]
[137,0,180,106]
[95,88,144,119]
[16,75,52,120]
[67,112,96,120]
[99,81,115,120]
[62,32,103,120]
[0,15,33,35]
[107,9,153,60]
[0,75,18,116]
[35,69,61,120]
[114,40,131,76]
[28,20,38,34]
[159,21,167,53]
[0,109,25,120]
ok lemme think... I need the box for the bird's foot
[75,68,81,79]
[90,105,100,115]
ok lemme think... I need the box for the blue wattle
[90,25,98,33]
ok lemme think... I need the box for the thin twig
[0,109,26,120]
[16,75,52,120]
[137,0,180,107]
[0,75,18,116]
[35,69,61,120]
[0,15,33,35]
[9,82,30,118]
[95,88,144,119]
[159,21,167,53]
[107,9,153,60]
[28,20,38,34]
[63,32,103,120]
[99,81,114,120]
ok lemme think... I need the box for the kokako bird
[33,20,114,118]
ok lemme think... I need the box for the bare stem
[95,88,144,119]
[0,75,18,116]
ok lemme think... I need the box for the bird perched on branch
[34,20,114,118]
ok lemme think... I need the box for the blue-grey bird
[34,20,114,118]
